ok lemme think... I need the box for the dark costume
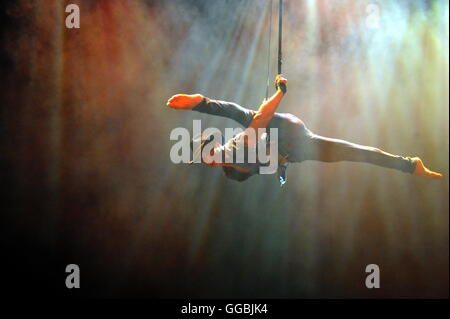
[193,97,416,185]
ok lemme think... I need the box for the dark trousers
[298,130,415,173]
[192,98,416,173]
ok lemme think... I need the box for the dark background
[0,0,448,298]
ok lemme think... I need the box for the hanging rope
[277,0,286,93]
[265,0,273,100]
[265,0,285,99]
[278,0,283,75]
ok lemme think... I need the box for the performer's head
[190,133,222,165]
[190,133,255,181]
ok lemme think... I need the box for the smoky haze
[0,0,448,297]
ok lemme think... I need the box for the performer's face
[198,140,252,173]
[198,142,223,167]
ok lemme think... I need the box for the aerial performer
[166,75,442,185]
[166,0,442,185]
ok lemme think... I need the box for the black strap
[275,0,286,93]
[278,0,283,75]
[265,0,273,100]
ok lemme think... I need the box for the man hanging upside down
[166,75,443,185]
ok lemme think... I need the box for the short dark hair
[222,166,253,182]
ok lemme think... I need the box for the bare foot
[166,94,203,109]
[412,157,443,179]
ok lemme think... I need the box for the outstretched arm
[248,74,287,130]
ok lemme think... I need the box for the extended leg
[302,133,442,178]
[167,94,255,127]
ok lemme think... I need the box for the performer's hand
[275,74,287,94]
[166,94,203,109]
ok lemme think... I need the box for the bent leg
[302,133,416,173]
